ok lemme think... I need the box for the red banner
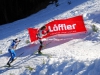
[28,15,87,42]
[27,28,38,42]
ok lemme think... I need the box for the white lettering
[67,25,72,30]
[48,23,76,32]
[53,24,58,31]
[63,24,67,30]
[72,24,76,29]
[58,24,64,30]
[48,26,53,32]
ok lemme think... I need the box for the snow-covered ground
[0,0,100,75]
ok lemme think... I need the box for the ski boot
[7,62,11,67]
[38,51,42,54]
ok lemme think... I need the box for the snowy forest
[0,0,57,25]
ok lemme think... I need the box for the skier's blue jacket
[8,40,18,60]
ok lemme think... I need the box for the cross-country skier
[7,38,21,67]
[37,26,49,54]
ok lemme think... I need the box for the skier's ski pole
[14,52,24,61]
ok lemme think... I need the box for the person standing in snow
[7,38,21,67]
[37,26,49,54]
[50,0,59,7]
[67,0,71,5]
